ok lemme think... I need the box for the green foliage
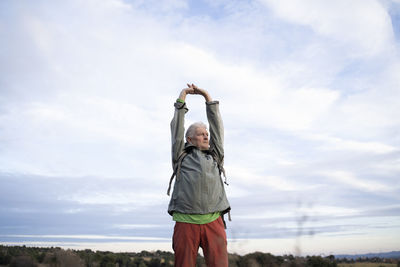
[240,251,281,267]
[306,255,337,267]
[76,249,96,267]
[10,255,38,267]
[148,258,161,267]
[0,248,12,265]
[100,252,117,267]
[2,245,399,267]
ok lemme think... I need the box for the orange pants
[172,216,228,267]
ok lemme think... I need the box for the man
[167,84,231,267]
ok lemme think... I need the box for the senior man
[167,84,231,267]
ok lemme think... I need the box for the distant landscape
[335,251,400,260]
[1,245,399,267]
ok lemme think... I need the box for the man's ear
[186,137,191,143]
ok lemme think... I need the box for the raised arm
[188,84,224,160]
[170,87,194,165]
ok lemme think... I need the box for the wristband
[176,98,185,103]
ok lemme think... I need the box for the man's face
[188,127,209,150]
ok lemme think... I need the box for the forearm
[207,101,224,158]
[178,90,188,102]
[170,101,188,164]
[202,91,212,102]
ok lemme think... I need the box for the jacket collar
[184,142,211,154]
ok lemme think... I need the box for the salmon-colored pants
[172,216,228,267]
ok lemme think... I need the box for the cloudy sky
[1,0,400,256]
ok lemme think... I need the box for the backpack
[167,146,228,196]
[166,146,232,227]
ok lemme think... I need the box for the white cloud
[0,95,170,177]
[306,133,397,154]
[1,234,169,241]
[228,166,319,192]
[113,224,163,229]
[320,170,393,192]
[59,191,165,207]
[261,0,395,57]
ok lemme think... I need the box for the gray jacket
[167,100,231,216]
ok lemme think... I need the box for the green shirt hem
[173,212,220,224]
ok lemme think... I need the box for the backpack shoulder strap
[210,151,229,185]
[167,150,188,196]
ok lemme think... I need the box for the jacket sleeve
[206,101,224,161]
[170,101,188,167]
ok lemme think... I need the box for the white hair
[186,122,207,140]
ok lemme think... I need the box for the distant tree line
[0,245,399,267]
[335,255,400,266]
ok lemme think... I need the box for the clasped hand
[180,83,212,102]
